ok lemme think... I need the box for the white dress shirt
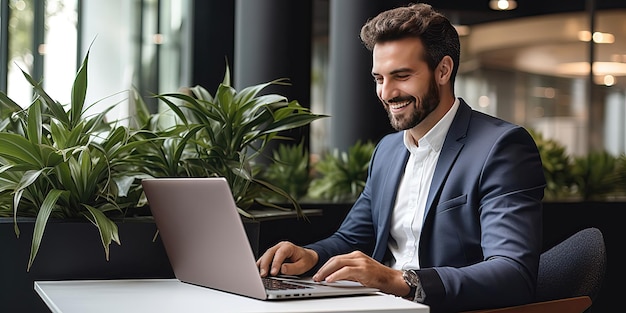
[388,98,460,270]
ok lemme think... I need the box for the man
[257,3,546,312]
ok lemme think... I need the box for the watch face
[403,270,419,286]
[403,270,425,302]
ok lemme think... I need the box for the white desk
[35,279,429,313]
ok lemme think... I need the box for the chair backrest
[536,227,606,306]
[459,227,605,313]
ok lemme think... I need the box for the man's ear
[436,56,453,85]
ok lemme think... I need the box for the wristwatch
[402,269,426,303]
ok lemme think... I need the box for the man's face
[371,38,440,131]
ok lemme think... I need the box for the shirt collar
[403,98,460,152]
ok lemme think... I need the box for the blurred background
[2,0,625,159]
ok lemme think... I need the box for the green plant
[0,51,145,271]
[0,50,328,270]
[110,89,193,180]
[529,128,626,201]
[146,66,327,218]
[615,154,626,198]
[570,150,622,201]
[261,141,311,201]
[529,129,575,200]
[308,140,375,202]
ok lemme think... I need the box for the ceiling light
[489,0,517,11]
[578,31,615,44]
[602,75,615,86]
[556,62,626,76]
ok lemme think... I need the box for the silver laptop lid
[142,177,269,299]
[142,177,379,300]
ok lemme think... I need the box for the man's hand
[256,241,318,277]
[312,251,410,297]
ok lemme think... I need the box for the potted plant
[247,140,375,254]
[0,51,176,312]
[128,65,327,219]
[2,51,329,259]
[1,49,329,311]
[528,129,576,200]
[260,140,311,202]
[307,140,375,203]
[529,128,626,201]
[570,150,623,201]
[0,50,149,270]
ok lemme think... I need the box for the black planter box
[0,215,263,313]
[0,218,175,313]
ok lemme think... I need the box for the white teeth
[390,101,410,110]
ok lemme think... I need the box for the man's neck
[409,95,456,141]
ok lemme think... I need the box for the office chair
[464,227,607,313]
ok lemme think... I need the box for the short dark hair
[360,3,460,85]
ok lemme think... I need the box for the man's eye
[373,77,383,84]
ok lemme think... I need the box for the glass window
[42,0,77,105]
[6,0,77,108]
[7,0,35,107]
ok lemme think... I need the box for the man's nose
[378,81,397,103]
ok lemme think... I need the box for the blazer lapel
[377,134,409,251]
[423,99,471,219]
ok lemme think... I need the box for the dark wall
[191,1,235,92]
[234,0,313,153]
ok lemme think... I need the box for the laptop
[141,177,379,300]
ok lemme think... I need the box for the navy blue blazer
[306,99,546,312]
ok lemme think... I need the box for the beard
[385,75,440,131]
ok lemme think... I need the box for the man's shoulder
[378,131,404,147]
[370,132,407,160]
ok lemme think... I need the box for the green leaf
[50,118,70,149]
[154,94,192,126]
[13,169,47,221]
[18,66,70,127]
[0,133,44,167]
[83,204,121,261]
[27,189,67,271]
[26,100,43,145]
[113,176,135,197]
[0,91,23,112]
[131,88,153,128]
[189,85,214,102]
[70,50,89,127]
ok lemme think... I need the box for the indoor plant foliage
[307,140,375,202]
[260,140,311,202]
[150,66,327,218]
[0,53,327,270]
[570,150,624,200]
[530,129,626,201]
[529,129,575,200]
[0,51,145,271]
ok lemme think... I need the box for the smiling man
[257,3,546,312]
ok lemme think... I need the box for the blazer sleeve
[304,132,407,271]
[419,113,546,312]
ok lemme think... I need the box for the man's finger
[270,244,294,276]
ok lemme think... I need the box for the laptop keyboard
[263,277,313,290]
